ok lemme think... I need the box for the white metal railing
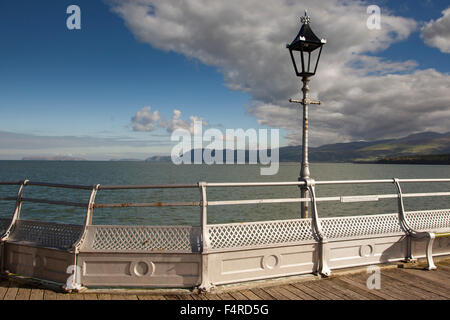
[0,178,449,280]
[1,178,449,235]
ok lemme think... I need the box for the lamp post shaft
[300,76,311,218]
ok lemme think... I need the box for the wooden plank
[405,266,450,287]
[317,278,369,300]
[176,294,194,300]
[270,286,303,300]
[332,277,387,300]
[248,288,275,300]
[239,289,261,300]
[308,279,352,300]
[280,284,316,300]
[291,282,332,300]
[380,271,444,300]
[83,293,99,300]
[402,267,450,284]
[164,295,179,300]
[110,294,137,300]
[350,272,413,300]
[383,269,449,299]
[15,287,31,300]
[204,293,222,300]
[228,291,249,300]
[29,288,45,301]
[43,289,58,300]
[0,280,10,300]
[300,281,344,300]
[431,264,450,279]
[137,295,166,300]
[69,293,85,300]
[3,283,19,300]
[216,293,235,300]
[354,272,426,300]
[97,293,112,300]
[399,269,450,297]
[263,287,291,300]
[56,293,71,300]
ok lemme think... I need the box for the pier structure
[0,178,449,292]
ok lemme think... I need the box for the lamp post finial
[300,10,311,24]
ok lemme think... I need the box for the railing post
[65,184,100,292]
[198,181,212,292]
[0,180,28,273]
[1,179,28,241]
[306,178,331,277]
[393,178,436,269]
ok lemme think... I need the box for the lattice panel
[321,214,403,239]
[0,218,11,236]
[406,209,450,231]
[8,220,83,250]
[208,219,314,250]
[89,226,201,253]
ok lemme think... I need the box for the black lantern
[287,11,326,78]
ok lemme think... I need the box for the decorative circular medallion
[130,261,154,277]
[262,255,279,270]
[359,245,373,257]
[33,255,43,270]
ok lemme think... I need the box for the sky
[0,0,449,160]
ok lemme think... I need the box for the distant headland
[22,156,87,161]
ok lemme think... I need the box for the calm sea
[0,161,449,226]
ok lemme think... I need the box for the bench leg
[320,241,331,277]
[425,233,436,271]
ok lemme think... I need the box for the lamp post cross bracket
[289,98,321,105]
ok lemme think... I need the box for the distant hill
[376,154,450,165]
[144,131,450,164]
[22,156,87,161]
[317,131,450,163]
[145,156,172,162]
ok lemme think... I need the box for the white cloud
[159,109,208,134]
[111,0,450,146]
[131,106,161,131]
[131,106,208,134]
[421,7,450,53]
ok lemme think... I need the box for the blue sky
[0,0,449,160]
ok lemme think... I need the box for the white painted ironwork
[393,178,450,270]
[208,219,314,251]
[321,214,403,239]
[84,225,201,253]
[1,180,28,241]
[0,177,448,291]
[8,219,83,250]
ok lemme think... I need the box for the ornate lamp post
[287,11,326,218]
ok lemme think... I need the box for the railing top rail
[314,178,450,185]
[26,181,94,190]
[0,181,22,186]
[98,184,199,190]
[204,181,307,187]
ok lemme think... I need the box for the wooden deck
[1,258,449,300]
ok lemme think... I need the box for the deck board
[1,258,449,300]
